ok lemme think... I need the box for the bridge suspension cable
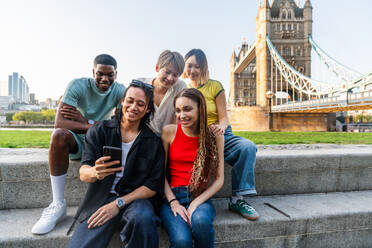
[308,35,362,84]
[266,36,335,97]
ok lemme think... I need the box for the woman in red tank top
[160,88,224,248]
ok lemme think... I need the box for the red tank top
[169,124,199,187]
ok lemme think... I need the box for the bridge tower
[231,0,313,107]
[265,0,313,102]
[230,0,335,131]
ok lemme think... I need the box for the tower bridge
[229,0,372,131]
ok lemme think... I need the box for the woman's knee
[191,205,214,234]
[239,138,257,153]
[191,213,213,230]
[170,234,193,248]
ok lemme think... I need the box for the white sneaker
[31,200,67,235]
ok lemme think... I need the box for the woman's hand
[187,201,198,221]
[87,201,120,229]
[209,123,226,136]
[170,200,190,224]
[92,156,122,181]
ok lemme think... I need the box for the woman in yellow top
[184,49,259,221]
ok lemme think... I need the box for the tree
[13,112,26,122]
[354,114,372,123]
[13,111,43,123]
[41,109,56,123]
[5,112,15,122]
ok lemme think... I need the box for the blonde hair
[183,49,210,84]
[173,88,219,197]
[157,50,185,76]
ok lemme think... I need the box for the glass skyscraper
[8,72,29,103]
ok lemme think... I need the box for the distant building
[40,98,58,109]
[8,72,30,103]
[0,96,15,111]
[0,116,6,124]
[29,93,38,105]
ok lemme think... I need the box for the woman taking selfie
[183,49,259,221]
[160,88,224,248]
[67,80,164,248]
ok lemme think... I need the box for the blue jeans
[224,125,257,196]
[68,197,160,248]
[160,187,216,248]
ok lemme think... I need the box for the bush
[12,109,56,124]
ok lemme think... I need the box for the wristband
[168,198,178,205]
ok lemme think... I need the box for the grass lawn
[1,130,372,148]
[0,130,52,148]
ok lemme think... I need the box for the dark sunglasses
[130,80,154,90]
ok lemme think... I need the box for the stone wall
[272,112,336,132]
[229,106,270,131]
[229,106,336,131]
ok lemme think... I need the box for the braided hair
[173,88,219,197]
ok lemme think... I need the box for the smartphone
[102,146,122,168]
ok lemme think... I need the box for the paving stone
[1,191,372,248]
[1,146,372,208]
[2,179,87,209]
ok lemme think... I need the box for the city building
[29,93,38,105]
[40,98,58,109]
[8,72,30,103]
[0,96,15,111]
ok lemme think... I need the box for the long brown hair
[173,88,219,196]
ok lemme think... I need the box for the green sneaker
[229,199,259,221]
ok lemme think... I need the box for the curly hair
[173,88,219,197]
[115,80,155,130]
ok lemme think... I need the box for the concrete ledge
[1,191,372,248]
[1,146,372,209]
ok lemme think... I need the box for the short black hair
[94,54,117,69]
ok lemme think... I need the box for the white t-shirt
[136,77,186,135]
[110,139,136,194]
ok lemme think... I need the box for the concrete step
[1,145,372,209]
[1,190,372,248]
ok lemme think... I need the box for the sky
[1,0,371,101]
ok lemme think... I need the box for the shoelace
[237,200,254,210]
[40,203,64,219]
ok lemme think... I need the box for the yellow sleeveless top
[188,79,224,125]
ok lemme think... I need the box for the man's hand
[87,201,120,229]
[91,156,122,181]
[60,105,87,123]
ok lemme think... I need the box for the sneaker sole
[31,211,67,235]
[229,207,260,221]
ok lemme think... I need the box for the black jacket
[70,118,165,228]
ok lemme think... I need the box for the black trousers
[68,196,160,248]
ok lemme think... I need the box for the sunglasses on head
[130,80,154,90]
